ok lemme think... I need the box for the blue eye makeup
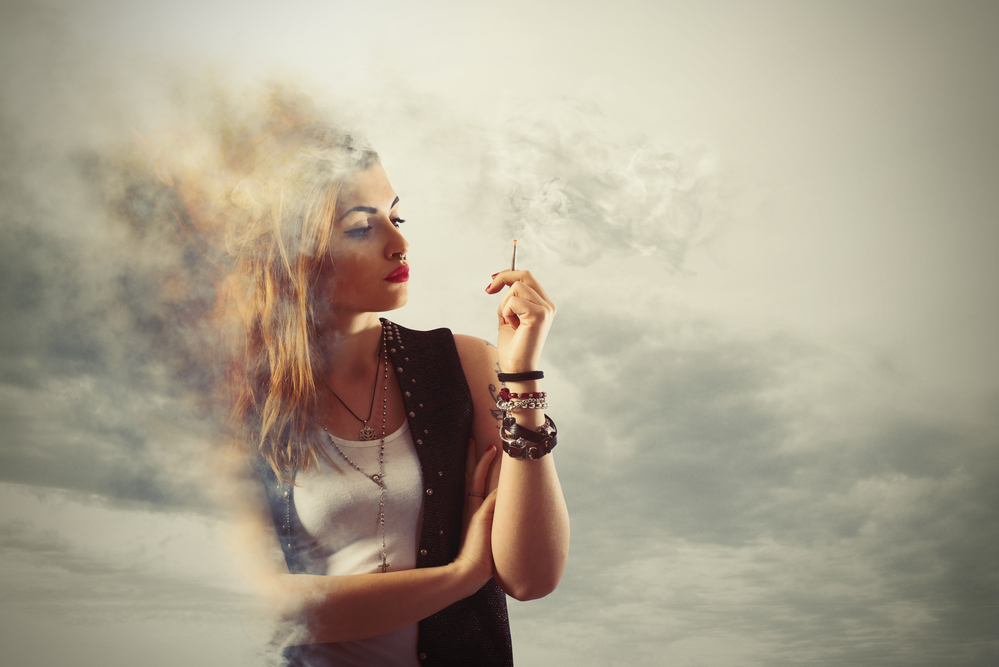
[342,214,406,239]
[345,226,373,238]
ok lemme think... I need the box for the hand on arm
[226,449,499,646]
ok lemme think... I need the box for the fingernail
[491,272,499,278]
[485,283,492,292]
[487,444,495,452]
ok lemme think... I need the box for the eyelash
[345,219,406,239]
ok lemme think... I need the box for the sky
[1,1,998,665]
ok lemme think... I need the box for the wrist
[497,383,544,426]
[496,369,543,383]
[501,379,541,393]
[449,558,490,597]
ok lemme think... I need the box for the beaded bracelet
[499,388,546,401]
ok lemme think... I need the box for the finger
[465,438,477,482]
[471,445,497,494]
[498,280,552,317]
[497,282,552,327]
[499,293,551,330]
[471,489,498,520]
[487,270,554,307]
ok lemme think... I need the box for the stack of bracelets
[495,371,558,460]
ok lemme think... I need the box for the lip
[384,265,410,283]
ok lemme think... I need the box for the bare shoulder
[453,333,499,371]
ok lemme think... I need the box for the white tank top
[293,421,424,666]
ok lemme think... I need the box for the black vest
[256,321,513,667]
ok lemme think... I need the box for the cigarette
[510,239,518,272]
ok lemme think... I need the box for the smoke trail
[491,99,720,271]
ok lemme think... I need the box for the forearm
[490,381,570,601]
[270,561,483,645]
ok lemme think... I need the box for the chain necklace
[323,340,382,441]
[324,322,392,573]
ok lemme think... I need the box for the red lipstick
[385,265,409,283]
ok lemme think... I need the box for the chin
[380,291,409,313]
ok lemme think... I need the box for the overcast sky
[2,1,998,665]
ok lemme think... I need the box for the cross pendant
[379,556,391,573]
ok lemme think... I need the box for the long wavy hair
[210,92,379,483]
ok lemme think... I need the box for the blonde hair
[209,91,379,482]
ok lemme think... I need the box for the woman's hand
[485,270,557,373]
[454,439,498,586]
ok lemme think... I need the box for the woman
[219,107,569,666]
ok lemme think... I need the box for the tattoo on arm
[484,340,495,348]
[488,361,506,426]
[488,383,504,424]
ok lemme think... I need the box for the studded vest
[255,321,514,667]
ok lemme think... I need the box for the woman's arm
[455,270,570,601]
[226,448,499,645]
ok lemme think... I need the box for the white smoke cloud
[490,99,720,270]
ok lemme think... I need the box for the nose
[385,219,409,260]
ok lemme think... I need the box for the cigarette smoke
[491,99,720,271]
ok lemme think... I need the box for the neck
[317,311,384,382]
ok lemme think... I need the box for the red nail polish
[485,284,492,292]
[491,272,499,278]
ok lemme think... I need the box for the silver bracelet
[496,398,549,411]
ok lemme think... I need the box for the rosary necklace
[324,322,392,573]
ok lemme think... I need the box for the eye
[345,226,373,239]
[391,218,406,228]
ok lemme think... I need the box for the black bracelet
[497,370,544,383]
[503,436,557,460]
[500,415,558,460]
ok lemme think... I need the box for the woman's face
[321,163,410,316]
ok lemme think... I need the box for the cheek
[329,254,361,286]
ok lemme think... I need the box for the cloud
[0,488,248,622]
[3,3,998,666]
[508,304,999,665]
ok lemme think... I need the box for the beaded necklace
[323,322,392,573]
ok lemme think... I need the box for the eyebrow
[340,196,400,221]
